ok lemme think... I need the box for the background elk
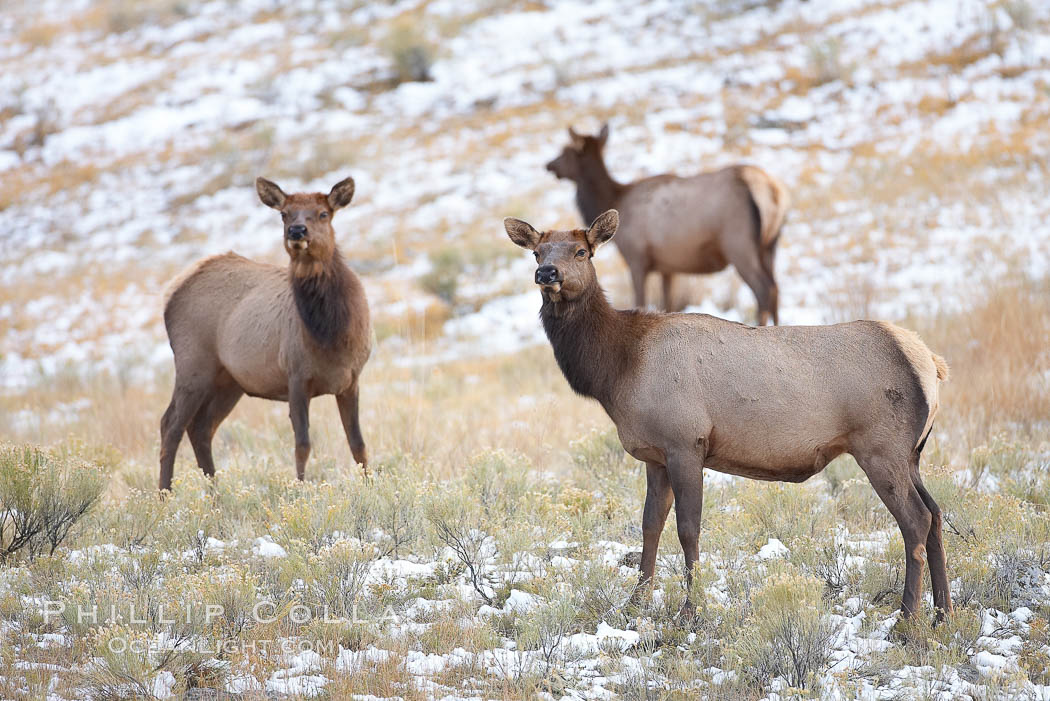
[159,176,371,490]
[546,124,790,324]
[504,209,952,620]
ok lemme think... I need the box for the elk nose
[287,225,307,240]
[545,160,556,172]
[535,265,561,285]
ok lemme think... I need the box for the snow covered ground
[2,0,1050,699]
[2,0,1048,391]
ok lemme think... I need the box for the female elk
[546,124,789,324]
[504,209,952,620]
[159,177,371,490]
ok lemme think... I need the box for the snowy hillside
[2,1,1050,699]
[3,0,1049,391]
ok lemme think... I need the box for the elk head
[504,210,618,303]
[256,176,356,277]
[545,123,609,182]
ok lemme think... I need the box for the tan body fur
[611,317,946,480]
[505,209,952,620]
[159,177,371,490]
[164,254,370,401]
[546,125,790,324]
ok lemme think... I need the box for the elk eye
[533,252,539,260]
[575,249,587,258]
[319,212,329,220]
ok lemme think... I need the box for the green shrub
[306,540,380,620]
[0,445,106,562]
[426,489,495,605]
[730,570,839,691]
[420,248,462,304]
[516,596,577,674]
[808,38,851,86]
[737,481,835,547]
[383,18,434,84]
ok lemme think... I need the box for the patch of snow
[756,538,789,560]
[252,536,288,559]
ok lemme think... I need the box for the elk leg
[629,264,648,309]
[336,379,368,474]
[856,454,933,618]
[187,380,243,478]
[731,255,777,327]
[913,469,953,619]
[630,462,673,604]
[667,452,705,618]
[760,238,779,325]
[288,383,312,481]
[158,379,210,491]
[661,273,675,312]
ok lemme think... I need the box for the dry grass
[913,276,1050,451]
[3,0,1050,696]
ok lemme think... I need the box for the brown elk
[504,209,952,620]
[546,124,789,325]
[159,177,371,491]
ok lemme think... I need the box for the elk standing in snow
[546,124,789,324]
[159,177,371,490]
[504,209,952,619]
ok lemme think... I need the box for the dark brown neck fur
[290,249,354,348]
[574,152,624,224]
[540,283,653,409]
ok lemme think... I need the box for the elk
[546,124,789,325]
[159,176,371,491]
[504,209,952,620]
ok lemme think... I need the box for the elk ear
[504,217,541,250]
[597,123,609,147]
[586,209,618,249]
[568,126,584,148]
[327,177,356,211]
[256,177,287,210]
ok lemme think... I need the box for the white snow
[251,536,288,559]
[756,538,789,560]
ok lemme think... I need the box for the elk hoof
[677,600,697,624]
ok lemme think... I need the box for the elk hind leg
[857,453,933,618]
[187,377,243,478]
[159,374,211,491]
[730,250,777,326]
[912,463,952,619]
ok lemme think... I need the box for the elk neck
[289,247,355,349]
[540,282,651,410]
[574,154,624,224]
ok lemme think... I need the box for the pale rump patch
[878,321,950,450]
[738,165,790,248]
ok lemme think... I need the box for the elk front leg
[661,273,675,312]
[667,451,705,619]
[630,462,673,605]
[288,383,312,481]
[336,379,368,475]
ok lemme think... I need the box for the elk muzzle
[287,225,308,250]
[535,264,562,292]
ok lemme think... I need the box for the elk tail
[739,165,790,253]
[933,353,950,382]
